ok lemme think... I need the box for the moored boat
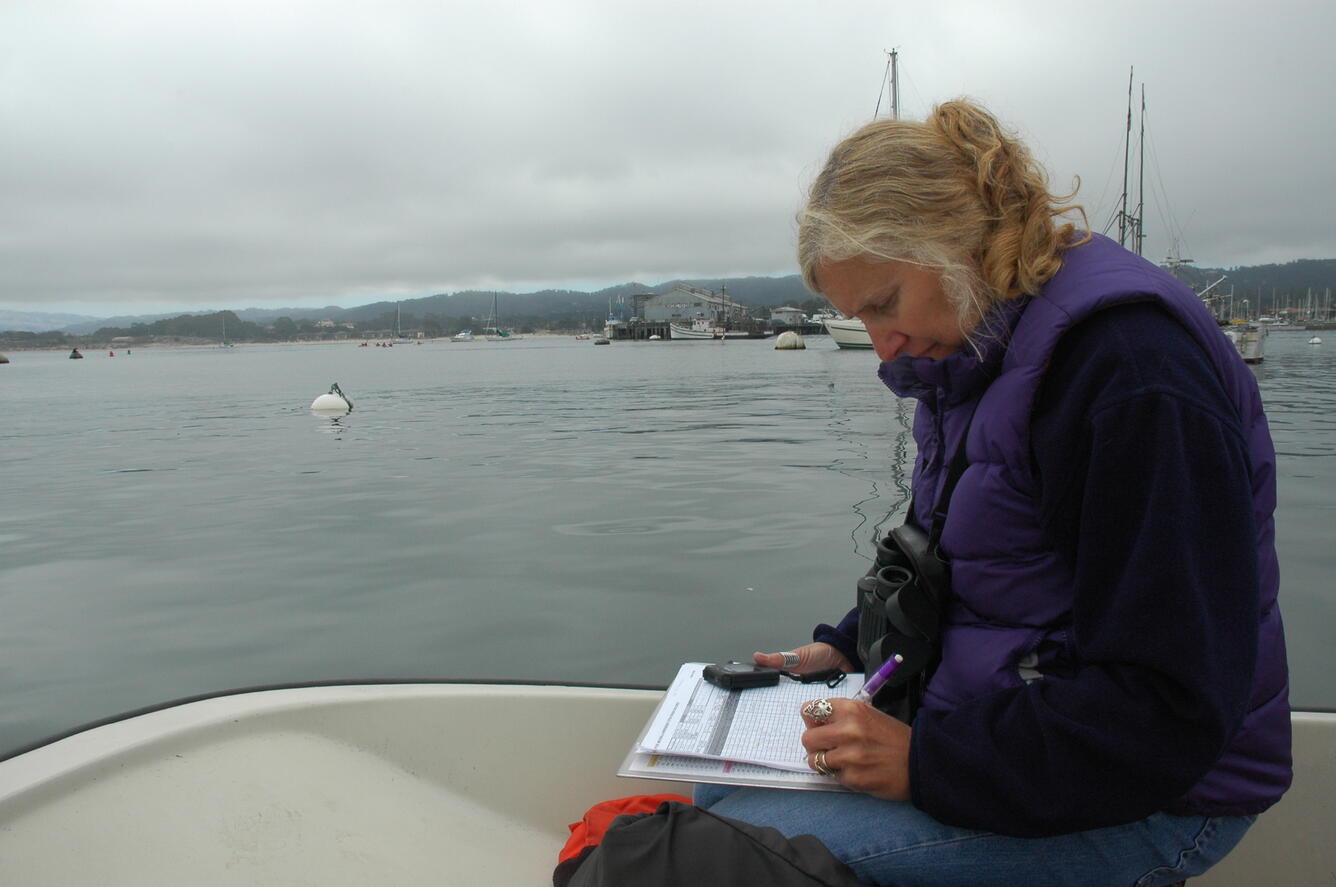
[823,316,874,349]
[0,682,1329,885]
[1224,321,1267,364]
[669,319,724,339]
[481,293,522,341]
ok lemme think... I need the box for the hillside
[5,257,1334,343]
[30,275,814,336]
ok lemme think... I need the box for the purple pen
[853,653,904,704]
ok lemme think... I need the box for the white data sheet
[634,662,864,772]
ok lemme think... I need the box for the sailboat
[220,313,235,348]
[481,292,521,342]
[393,304,414,344]
[822,51,900,351]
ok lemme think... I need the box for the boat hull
[0,682,1328,885]
[823,318,874,349]
[1224,324,1267,363]
[669,322,721,340]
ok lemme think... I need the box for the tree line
[1,308,620,349]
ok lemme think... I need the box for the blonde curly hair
[798,99,1088,337]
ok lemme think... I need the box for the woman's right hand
[754,642,854,675]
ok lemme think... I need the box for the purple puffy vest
[880,234,1291,814]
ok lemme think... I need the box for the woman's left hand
[800,698,913,800]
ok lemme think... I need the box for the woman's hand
[753,643,854,675]
[799,698,913,801]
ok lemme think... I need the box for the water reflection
[316,414,350,438]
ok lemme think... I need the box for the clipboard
[617,662,863,792]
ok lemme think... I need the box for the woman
[694,100,1291,886]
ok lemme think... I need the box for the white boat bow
[823,317,874,349]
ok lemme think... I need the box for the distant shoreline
[3,332,579,354]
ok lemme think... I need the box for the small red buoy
[109,351,115,357]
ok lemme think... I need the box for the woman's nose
[872,329,909,362]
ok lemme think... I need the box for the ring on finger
[801,697,834,725]
[812,749,836,776]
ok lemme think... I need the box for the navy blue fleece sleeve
[813,606,862,671]
[908,303,1260,837]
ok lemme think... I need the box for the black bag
[855,422,972,723]
[560,801,867,887]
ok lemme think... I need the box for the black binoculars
[855,522,952,721]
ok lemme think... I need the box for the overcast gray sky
[3,0,1333,317]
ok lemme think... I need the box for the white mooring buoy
[1309,336,1323,345]
[311,382,353,414]
[774,330,806,350]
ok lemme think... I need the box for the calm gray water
[1,331,1332,754]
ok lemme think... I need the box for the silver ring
[801,698,834,725]
[779,651,801,669]
[812,749,835,776]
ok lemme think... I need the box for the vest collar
[877,299,1026,407]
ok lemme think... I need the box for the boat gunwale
[0,678,669,764]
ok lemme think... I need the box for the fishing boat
[1224,321,1267,364]
[1111,72,1265,367]
[0,682,1328,885]
[823,316,874,349]
[1194,275,1267,364]
[667,318,723,339]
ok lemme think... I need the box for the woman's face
[815,257,966,361]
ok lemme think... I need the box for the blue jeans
[693,784,1253,887]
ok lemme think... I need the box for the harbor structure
[606,284,770,339]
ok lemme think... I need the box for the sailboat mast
[1119,67,1132,248]
[890,49,899,120]
[1134,86,1146,256]
[874,49,900,120]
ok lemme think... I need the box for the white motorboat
[0,682,1329,885]
[823,317,874,349]
[451,329,475,342]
